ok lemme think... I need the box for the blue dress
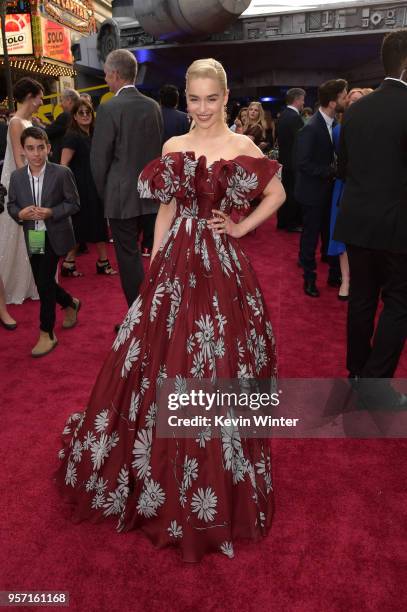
[327,124,345,256]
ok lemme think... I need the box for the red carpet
[1,223,407,611]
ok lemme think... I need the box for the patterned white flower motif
[103,467,129,517]
[145,403,158,428]
[136,478,166,518]
[237,339,245,360]
[195,426,212,448]
[95,477,108,494]
[167,520,183,539]
[82,430,96,451]
[129,391,140,421]
[214,236,233,276]
[137,178,153,199]
[113,296,143,351]
[195,315,215,361]
[259,511,266,528]
[182,455,199,490]
[62,412,84,436]
[247,293,262,319]
[91,492,105,509]
[156,364,167,387]
[121,338,141,378]
[221,416,247,484]
[132,428,152,479]
[228,242,242,271]
[90,432,118,471]
[179,486,187,508]
[85,472,98,492]
[201,239,210,271]
[58,449,65,460]
[213,294,227,336]
[189,273,197,288]
[190,352,205,379]
[256,450,273,494]
[65,461,77,487]
[265,320,273,341]
[72,439,83,463]
[150,283,165,322]
[223,166,259,209]
[94,409,109,433]
[253,334,268,373]
[220,542,234,559]
[186,334,195,354]
[166,278,182,338]
[214,337,225,358]
[175,375,187,395]
[191,487,218,522]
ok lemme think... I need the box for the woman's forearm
[238,178,286,237]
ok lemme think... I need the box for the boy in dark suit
[295,79,348,297]
[8,127,81,357]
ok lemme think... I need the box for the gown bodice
[138,151,280,221]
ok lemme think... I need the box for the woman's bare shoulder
[162,134,192,155]
[230,132,264,158]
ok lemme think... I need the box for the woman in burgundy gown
[56,58,286,562]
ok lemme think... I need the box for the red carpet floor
[1,222,407,612]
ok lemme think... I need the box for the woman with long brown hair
[60,99,116,276]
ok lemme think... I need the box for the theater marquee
[42,0,96,34]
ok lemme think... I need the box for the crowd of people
[1,27,407,560]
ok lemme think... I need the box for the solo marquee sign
[41,0,96,34]
[0,13,34,56]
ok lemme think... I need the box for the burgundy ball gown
[56,152,280,562]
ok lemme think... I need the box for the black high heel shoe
[61,260,83,278]
[96,259,117,275]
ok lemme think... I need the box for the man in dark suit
[8,127,80,357]
[295,79,348,297]
[160,84,190,142]
[91,49,163,309]
[335,30,407,406]
[45,89,80,163]
[276,87,305,232]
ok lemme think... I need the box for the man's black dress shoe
[286,226,303,233]
[304,280,320,297]
[327,277,342,288]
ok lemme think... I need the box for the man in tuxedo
[45,89,80,163]
[8,127,80,357]
[334,30,407,406]
[91,50,163,309]
[276,87,305,232]
[295,79,348,297]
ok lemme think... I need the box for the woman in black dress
[60,99,116,277]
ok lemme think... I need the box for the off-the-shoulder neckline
[162,151,267,171]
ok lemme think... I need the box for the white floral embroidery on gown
[56,152,280,562]
[0,117,38,304]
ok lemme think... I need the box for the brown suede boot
[31,331,58,358]
[63,298,81,329]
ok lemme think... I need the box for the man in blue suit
[295,79,348,297]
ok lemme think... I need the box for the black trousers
[138,213,156,250]
[109,217,144,307]
[277,168,302,230]
[299,201,340,282]
[346,245,407,378]
[30,235,73,335]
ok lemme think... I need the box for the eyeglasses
[77,110,92,117]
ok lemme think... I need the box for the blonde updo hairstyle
[185,58,228,93]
